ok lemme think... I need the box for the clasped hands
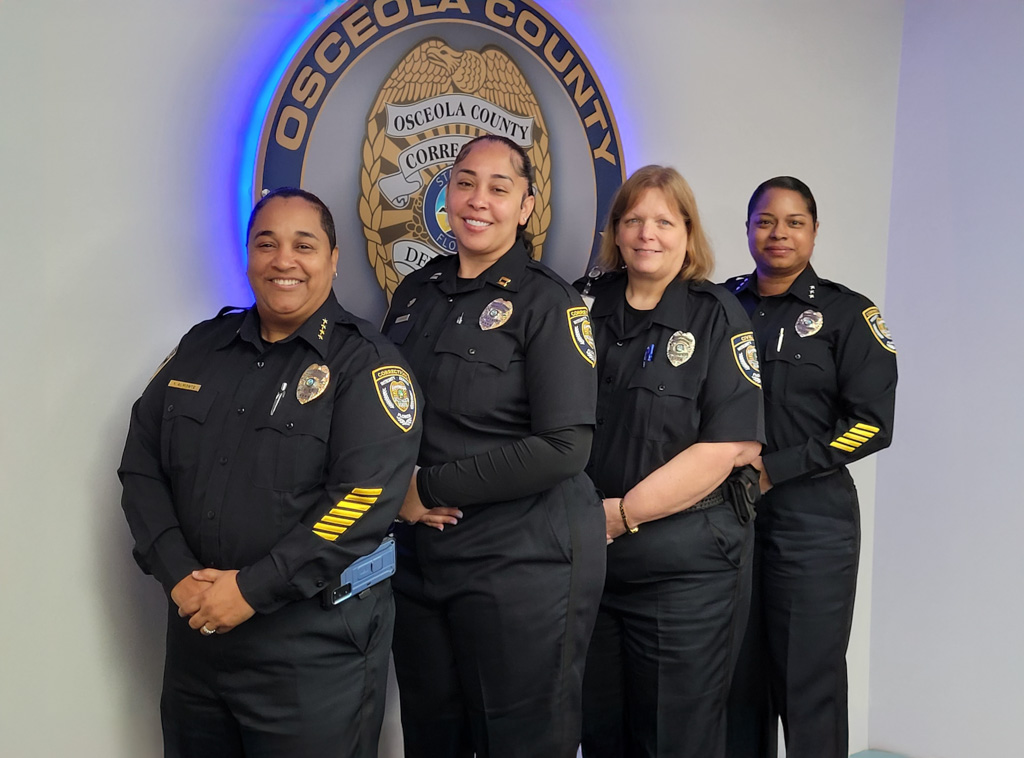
[171,569,255,636]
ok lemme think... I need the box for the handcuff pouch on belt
[723,464,761,524]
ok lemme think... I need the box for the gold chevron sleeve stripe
[322,515,356,526]
[838,435,864,446]
[352,487,383,496]
[854,423,881,433]
[830,440,858,452]
[345,494,378,505]
[341,499,373,511]
[845,431,873,442]
[330,507,362,520]
[313,530,339,542]
[314,522,349,535]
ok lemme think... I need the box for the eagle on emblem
[359,39,552,300]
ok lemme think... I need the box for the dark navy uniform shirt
[581,271,765,500]
[119,293,421,614]
[724,265,897,485]
[382,241,597,464]
[381,241,599,579]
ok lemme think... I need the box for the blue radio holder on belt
[327,537,396,605]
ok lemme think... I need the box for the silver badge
[479,299,513,330]
[795,310,823,338]
[666,331,695,367]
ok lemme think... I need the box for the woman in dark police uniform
[578,165,765,758]
[380,134,606,758]
[118,188,422,757]
[725,177,898,758]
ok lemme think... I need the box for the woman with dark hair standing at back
[381,134,606,758]
[724,177,898,758]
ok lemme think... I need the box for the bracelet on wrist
[619,497,639,535]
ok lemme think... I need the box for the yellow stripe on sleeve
[313,530,339,542]
[340,499,372,512]
[313,522,349,535]
[844,431,873,443]
[352,487,383,496]
[830,440,857,452]
[854,423,881,433]
[321,515,355,526]
[329,507,363,520]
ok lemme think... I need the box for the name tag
[168,380,201,392]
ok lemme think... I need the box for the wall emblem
[252,0,625,314]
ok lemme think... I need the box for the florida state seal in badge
[372,366,417,432]
[667,331,695,367]
[480,299,513,331]
[297,364,330,404]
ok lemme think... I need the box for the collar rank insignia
[566,307,597,367]
[372,366,417,432]
[667,331,695,367]
[731,332,762,387]
[297,364,330,404]
[479,299,513,330]
[795,309,823,338]
[318,318,328,340]
[862,306,897,353]
[497,276,512,288]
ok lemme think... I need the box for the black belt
[687,487,725,513]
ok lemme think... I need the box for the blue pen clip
[642,343,655,368]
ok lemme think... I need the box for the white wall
[869,2,1024,757]
[0,1,902,755]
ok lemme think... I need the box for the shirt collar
[224,293,346,359]
[435,239,529,295]
[739,264,821,305]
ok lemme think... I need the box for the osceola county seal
[252,0,625,310]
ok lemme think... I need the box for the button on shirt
[725,265,897,485]
[583,273,765,499]
[119,294,422,614]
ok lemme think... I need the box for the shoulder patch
[372,366,417,432]
[566,306,597,367]
[862,306,896,353]
[149,345,178,381]
[731,332,762,387]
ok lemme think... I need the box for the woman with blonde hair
[578,165,764,758]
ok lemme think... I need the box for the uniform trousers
[391,480,606,758]
[581,500,754,758]
[161,580,394,758]
[726,469,860,758]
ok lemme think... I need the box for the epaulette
[692,280,751,326]
[722,274,750,295]
[216,305,248,318]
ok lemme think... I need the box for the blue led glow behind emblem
[237,1,345,268]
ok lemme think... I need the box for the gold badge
[566,307,597,367]
[296,364,330,404]
[667,331,695,367]
[795,309,823,338]
[479,299,513,330]
[372,366,417,432]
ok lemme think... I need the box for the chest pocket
[161,388,217,474]
[625,366,702,442]
[763,336,833,403]
[430,327,517,417]
[251,409,331,492]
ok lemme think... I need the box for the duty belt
[687,487,725,513]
